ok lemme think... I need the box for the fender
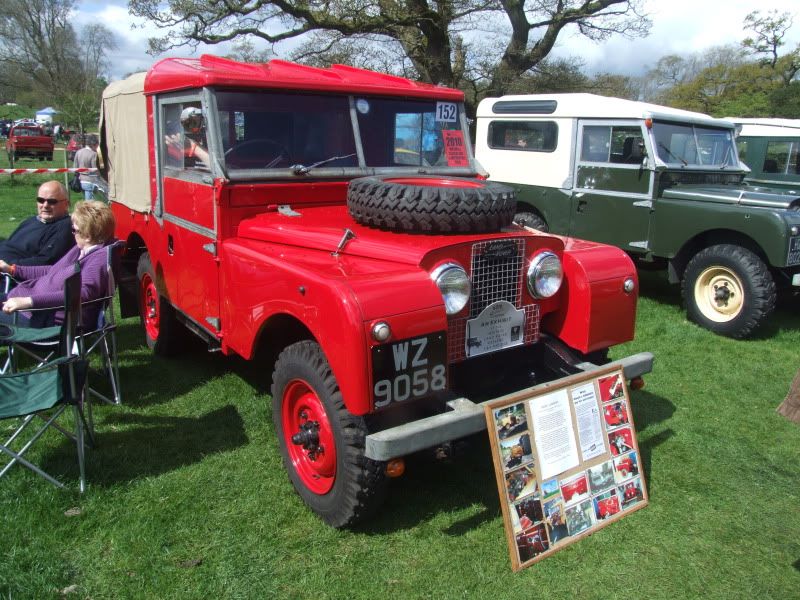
[221,238,445,416]
[653,194,800,268]
[543,237,638,353]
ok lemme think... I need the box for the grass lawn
[1,167,799,599]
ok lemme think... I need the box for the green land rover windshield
[652,121,738,168]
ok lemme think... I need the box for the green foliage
[1,177,799,598]
[0,104,33,121]
[768,82,800,117]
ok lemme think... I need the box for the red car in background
[5,123,54,164]
[66,133,85,163]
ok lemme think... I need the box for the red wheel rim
[140,272,160,341]
[384,177,484,188]
[282,379,336,494]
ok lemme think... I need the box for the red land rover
[99,55,653,527]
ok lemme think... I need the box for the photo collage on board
[489,369,647,568]
[595,372,645,517]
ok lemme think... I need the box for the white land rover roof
[477,93,734,129]
[727,117,800,138]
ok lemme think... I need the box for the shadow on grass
[360,388,677,534]
[42,405,248,486]
[109,319,270,408]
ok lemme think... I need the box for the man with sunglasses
[0,180,74,267]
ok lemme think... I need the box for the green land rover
[730,118,800,192]
[475,94,800,339]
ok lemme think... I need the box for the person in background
[0,181,74,267]
[0,201,116,327]
[73,134,99,200]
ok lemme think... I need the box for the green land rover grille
[447,238,540,362]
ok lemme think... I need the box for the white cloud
[550,0,800,75]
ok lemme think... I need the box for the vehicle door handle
[576,198,588,213]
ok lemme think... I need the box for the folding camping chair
[0,269,93,491]
[76,240,124,407]
[2,241,124,407]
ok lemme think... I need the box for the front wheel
[682,244,776,338]
[272,341,387,528]
[136,252,184,355]
[514,211,548,232]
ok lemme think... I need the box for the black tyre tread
[272,340,386,528]
[681,244,776,339]
[136,252,184,356]
[347,175,516,233]
[514,211,548,232]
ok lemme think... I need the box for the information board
[484,366,648,571]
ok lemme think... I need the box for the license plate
[789,236,800,265]
[465,300,525,358]
[371,332,447,408]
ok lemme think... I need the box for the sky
[77,0,800,82]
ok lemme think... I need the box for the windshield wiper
[658,142,688,166]
[291,153,357,175]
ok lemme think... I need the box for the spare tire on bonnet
[347,175,516,233]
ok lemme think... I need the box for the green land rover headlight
[527,251,563,298]
[432,263,471,315]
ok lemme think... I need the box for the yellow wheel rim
[693,266,744,323]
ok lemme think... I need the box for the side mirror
[180,107,205,135]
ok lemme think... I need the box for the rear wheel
[136,252,184,355]
[682,244,776,338]
[272,340,386,528]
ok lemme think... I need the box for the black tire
[682,244,776,338]
[347,175,516,233]
[136,252,185,356]
[272,341,387,528]
[514,211,548,232]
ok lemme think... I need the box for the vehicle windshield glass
[354,97,467,168]
[213,91,470,172]
[215,91,358,171]
[652,121,738,167]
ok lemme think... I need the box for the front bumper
[364,351,654,461]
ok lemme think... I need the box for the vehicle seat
[763,158,779,173]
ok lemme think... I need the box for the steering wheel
[224,138,291,168]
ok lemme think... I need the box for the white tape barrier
[0,168,98,175]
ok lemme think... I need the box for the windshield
[213,91,471,174]
[652,121,738,168]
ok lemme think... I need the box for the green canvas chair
[0,268,92,492]
[1,241,123,407]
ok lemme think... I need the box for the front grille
[469,239,525,317]
[447,238,540,363]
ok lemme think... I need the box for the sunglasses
[36,197,65,206]
[71,226,80,235]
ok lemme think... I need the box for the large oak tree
[128,0,650,113]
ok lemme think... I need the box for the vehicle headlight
[431,263,471,315]
[527,251,563,298]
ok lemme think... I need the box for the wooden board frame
[484,366,648,571]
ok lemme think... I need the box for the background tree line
[0,0,117,131]
[0,1,797,131]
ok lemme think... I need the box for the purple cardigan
[10,241,115,326]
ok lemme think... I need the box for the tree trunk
[777,367,800,424]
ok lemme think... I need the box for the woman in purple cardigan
[0,200,116,328]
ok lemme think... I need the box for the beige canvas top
[99,72,151,212]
